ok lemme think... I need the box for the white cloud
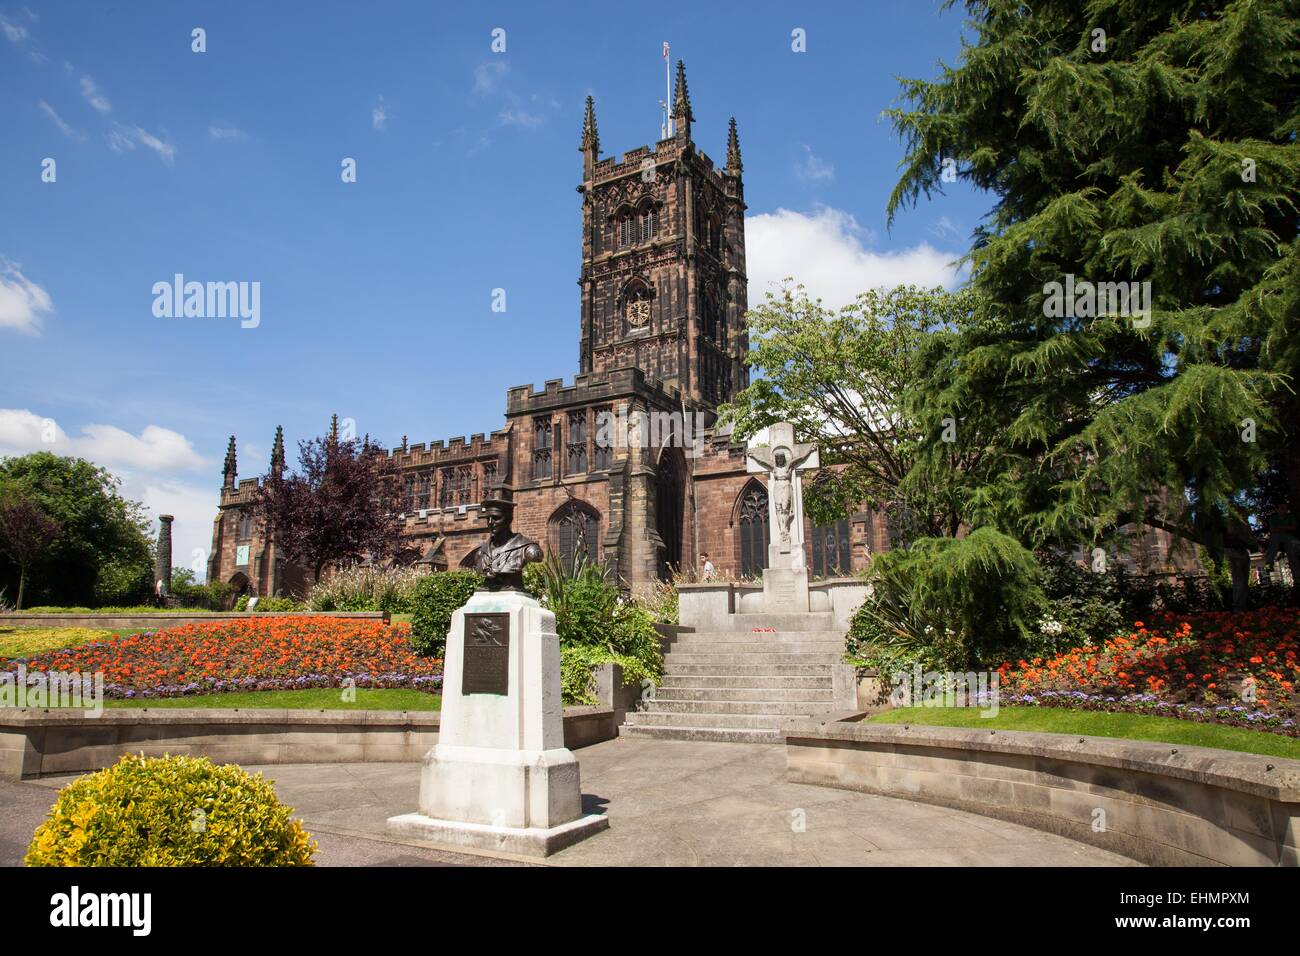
[929,215,962,241]
[0,410,205,472]
[132,126,175,164]
[208,123,248,141]
[76,424,204,471]
[107,123,175,164]
[0,259,53,335]
[37,99,83,140]
[499,107,544,129]
[372,95,387,130]
[796,144,834,182]
[79,74,111,114]
[0,13,28,43]
[135,479,219,581]
[0,410,216,579]
[0,409,65,450]
[745,206,964,309]
[473,61,509,95]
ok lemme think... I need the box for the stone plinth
[388,590,607,856]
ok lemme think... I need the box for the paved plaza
[3,736,1135,867]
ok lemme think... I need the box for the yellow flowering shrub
[25,754,316,867]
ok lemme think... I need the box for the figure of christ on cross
[745,423,820,568]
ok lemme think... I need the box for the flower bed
[997,608,1299,736]
[0,616,442,700]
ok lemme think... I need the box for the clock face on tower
[626,297,651,328]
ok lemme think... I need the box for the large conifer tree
[887,0,1299,558]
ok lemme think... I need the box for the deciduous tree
[253,430,405,583]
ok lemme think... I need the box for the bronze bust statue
[471,488,543,592]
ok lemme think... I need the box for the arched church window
[638,204,658,243]
[566,410,588,474]
[738,485,769,578]
[593,405,613,470]
[237,509,254,541]
[551,501,601,571]
[532,417,553,481]
[439,466,474,508]
[811,518,853,577]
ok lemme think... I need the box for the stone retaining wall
[0,706,616,780]
[784,717,1300,867]
[0,611,386,631]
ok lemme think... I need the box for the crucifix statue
[746,422,820,571]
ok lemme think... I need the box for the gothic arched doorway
[655,448,685,579]
[736,481,769,579]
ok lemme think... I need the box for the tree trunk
[16,567,25,611]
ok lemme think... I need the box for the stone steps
[620,617,853,744]
[664,662,838,677]
[640,698,826,716]
[691,612,839,632]
[669,639,844,654]
[672,629,840,643]
[663,652,844,667]
[652,686,836,703]
[658,674,833,690]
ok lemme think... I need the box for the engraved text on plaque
[462,612,510,695]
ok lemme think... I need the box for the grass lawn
[870,705,1300,760]
[0,626,122,660]
[104,688,441,711]
[389,613,412,625]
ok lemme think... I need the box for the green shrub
[234,595,250,611]
[25,754,316,867]
[1035,548,1155,649]
[91,557,151,607]
[169,568,235,610]
[847,527,1046,674]
[528,554,663,703]
[637,578,679,625]
[307,565,430,613]
[409,570,482,657]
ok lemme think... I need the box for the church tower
[577,62,749,408]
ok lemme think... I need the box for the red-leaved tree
[0,492,62,610]
[253,431,405,583]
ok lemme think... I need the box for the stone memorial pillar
[746,423,820,613]
[388,489,607,857]
[154,515,174,600]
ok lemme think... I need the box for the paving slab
[2,737,1138,867]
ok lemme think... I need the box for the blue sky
[0,0,987,575]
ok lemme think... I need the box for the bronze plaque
[462,612,510,695]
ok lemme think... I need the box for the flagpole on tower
[662,41,672,138]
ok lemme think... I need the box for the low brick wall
[0,705,616,780]
[784,718,1300,867]
[0,611,386,632]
